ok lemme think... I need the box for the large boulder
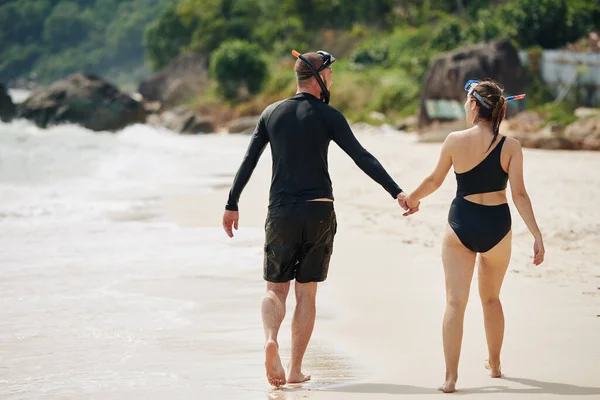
[418,39,527,130]
[138,53,208,109]
[0,82,16,122]
[18,73,146,131]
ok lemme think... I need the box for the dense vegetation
[0,0,171,87]
[145,0,599,68]
[142,0,599,121]
[2,0,599,121]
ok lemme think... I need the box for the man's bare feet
[485,360,502,378]
[438,380,456,393]
[265,340,286,387]
[287,370,311,384]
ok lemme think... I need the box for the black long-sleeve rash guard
[225,92,402,211]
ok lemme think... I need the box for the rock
[228,116,260,134]
[574,107,600,119]
[151,106,215,134]
[582,137,600,151]
[18,73,146,131]
[146,113,162,127]
[186,116,215,134]
[506,117,600,151]
[503,111,548,148]
[418,39,527,130]
[505,111,545,133]
[515,136,536,149]
[139,53,209,109]
[0,82,17,122]
[396,115,417,132]
[541,123,566,138]
[565,117,600,141]
[530,136,582,150]
[143,101,161,114]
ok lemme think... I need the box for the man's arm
[330,110,403,199]
[225,117,269,211]
[223,117,268,238]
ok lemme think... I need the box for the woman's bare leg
[478,230,512,378]
[440,225,477,393]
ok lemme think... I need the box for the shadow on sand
[267,376,600,398]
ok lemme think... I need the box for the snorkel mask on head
[464,79,526,108]
[292,50,336,104]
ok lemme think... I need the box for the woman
[404,79,545,393]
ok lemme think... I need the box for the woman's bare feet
[438,380,456,393]
[265,340,286,387]
[485,359,502,378]
[438,381,456,393]
[287,370,311,384]
[438,372,457,394]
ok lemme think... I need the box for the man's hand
[222,210,239,238]
[397,192,409,211]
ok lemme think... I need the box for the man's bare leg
[262,281,290,387]
[287,281,318,383]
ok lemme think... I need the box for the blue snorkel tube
[464,79,527,106]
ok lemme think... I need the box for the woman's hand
[403,194,420,216]
[405,194,420,209]
[533,236,545,266]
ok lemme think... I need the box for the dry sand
[166,130,600,399]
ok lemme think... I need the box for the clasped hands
[397,192,420,216]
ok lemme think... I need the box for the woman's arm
[507,138,545,265]
[507,139,542,238]
[405,133,454,208]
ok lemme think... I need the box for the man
[222,50,416,387]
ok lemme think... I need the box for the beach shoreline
[1,122,598,399]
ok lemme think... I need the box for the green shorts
[263,202,337,283]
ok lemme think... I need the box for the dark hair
[470,79,507,152]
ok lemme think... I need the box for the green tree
[43,2,90,51]
[210,40,268,100]
[144,4,194,70]
[497,0,600,49]
[0,0,171,84]
[181,0,256,54]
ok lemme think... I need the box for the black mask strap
[292,50,331,104]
